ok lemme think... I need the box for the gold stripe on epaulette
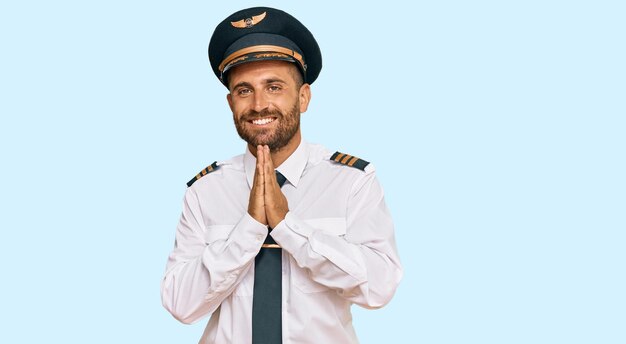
[341,154,352,164]
[334,153,344,162]
[348,156,359,167]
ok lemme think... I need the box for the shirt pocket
[202,225,253,297]
[291,217,346,293]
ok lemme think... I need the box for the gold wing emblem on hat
[231,11,267,29]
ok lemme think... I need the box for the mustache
[241,109,283,121]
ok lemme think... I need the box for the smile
[250,117,277,126]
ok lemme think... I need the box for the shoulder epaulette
[330,151,369,171]
[187,161,219,187]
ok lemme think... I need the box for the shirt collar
[244,140,309,189]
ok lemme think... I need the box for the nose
[252,91,269,113]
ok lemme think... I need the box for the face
[227,60,311,152]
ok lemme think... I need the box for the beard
[233,103,301,152]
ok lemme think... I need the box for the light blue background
[1,1,624,343]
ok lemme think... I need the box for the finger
[263,146,276,190]
[265,145,275,171]
[253,145,263,188]
[248,145,267,225]
[257,145,263,168]
[258,145,266,189]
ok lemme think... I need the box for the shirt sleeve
[270,170,403,309]
[160,187,267,324]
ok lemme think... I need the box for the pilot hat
[208,7,322,87]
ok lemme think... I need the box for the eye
[237,88,252,96]
[268,85,282,92]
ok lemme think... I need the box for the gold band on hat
[218,44,305,72]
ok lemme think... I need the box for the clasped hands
[248,145,289,229]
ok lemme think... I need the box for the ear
[298,83,311,113]
[227,92,234,112]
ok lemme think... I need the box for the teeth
[252,118,275,125]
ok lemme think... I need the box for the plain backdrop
[1,1,624,343]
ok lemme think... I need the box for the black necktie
[252,171,286,344]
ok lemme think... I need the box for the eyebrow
[264,78,287,85]
[231,81,252,91]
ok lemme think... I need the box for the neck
[249,130,301,167]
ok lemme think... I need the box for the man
[161,7,402,344]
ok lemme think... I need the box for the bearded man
[161,7,402,344]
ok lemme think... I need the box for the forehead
[227,60,299,85]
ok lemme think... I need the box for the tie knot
[275,170,287,187]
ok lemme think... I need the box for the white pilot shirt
[161,140,403,344]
